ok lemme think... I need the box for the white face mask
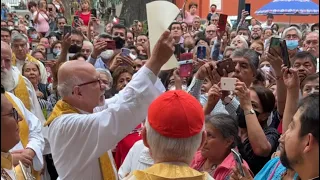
[168,85,188,91]
[100,50,114,60]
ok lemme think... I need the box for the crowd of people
[1,0,319,180]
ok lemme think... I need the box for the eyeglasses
[77,78,101,87]
[2,108,20,122]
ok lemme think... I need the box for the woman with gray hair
[191,114,252,179]
[231,35,249,49]
[96,68,113,98]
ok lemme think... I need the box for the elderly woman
[281,26,302,58]
[96,68,113,98]
[235,85,280,174]
[22,61,52,118]
[191,114,252,179]
[231,35,249,49]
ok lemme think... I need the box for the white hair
[145,120,204,163]
[57,75,83,97]
[83,40,93,52]
[96,68,113,87]
[281,26,302,40]
[11,33,28,44]
[231,35,249,48]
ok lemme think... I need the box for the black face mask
[113,36,125,49]
[236,106,261,128]
[68,44,82,53]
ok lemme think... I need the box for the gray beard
[1,68,15,92]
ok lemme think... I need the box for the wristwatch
[244,109,255,116]
[223,95,234,105]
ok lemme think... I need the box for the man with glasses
[1,81,45,179]
[45,30,174,180]
[1,41,46,127]
[210,13,219,26]
[205,24,217,42]
[250,24,263,41]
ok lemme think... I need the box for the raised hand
[91,41,108,59]
[230,164,253,180]
[282,66,300,90]
[234,80,252,110]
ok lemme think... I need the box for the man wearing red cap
[124,90,214,180]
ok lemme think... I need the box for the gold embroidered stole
[133,163,207,180]
[4,93,40,180]
[12,54,39,66]
[13,75,31,111]
[45,100,116,180]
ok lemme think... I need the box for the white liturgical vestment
[48,66,165,180]
[7,92,45,171]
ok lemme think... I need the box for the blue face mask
[286,40,299,50]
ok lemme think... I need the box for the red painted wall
[175,0,319,24]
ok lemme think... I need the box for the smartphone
[91,9,97,18]
[121,48,131,57]
[218,14,228,32]
[179,60,193,77]
[48,7,53,12]
[280,40,291,68]
[175,44,182,60]
[220,77,237,91]
[63,25,72,35]
[74,15,79,27]
[31,43,38,51]
[106,40,116,50]
[217,58,236,76]
[231,148,245,177]
[269,37,281,56]
[197,46,206,60]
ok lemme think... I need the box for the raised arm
[281,67,300,133]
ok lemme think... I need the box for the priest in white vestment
[1,85,21,180]
[1,41,49,154]
[46,31,175,180]
[10,33,48,84]
[7,92,45,177]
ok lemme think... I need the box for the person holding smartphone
[73,0,91,26]
[33,0,49,37]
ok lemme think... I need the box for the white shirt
[15,58,48,84]
[48,66,165,180]
[261,22,274,30]
[7,92,45,171]
[118,140,154,179]
[10,66,50,154]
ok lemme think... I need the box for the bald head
[57,61,97,97]
[1,41,11,53]
[1,41,12,70]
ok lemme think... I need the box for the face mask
[113,36,126,49]
[286,40,299,50]
[53,48,61,56]
[261,66,271,73]
[236,107,260,128]
[68,44,82,53]
[8,26,13,30]
[168,85,188,91]
[30,34,38,39]
[100,50,114,60]
[129,53,137,60]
